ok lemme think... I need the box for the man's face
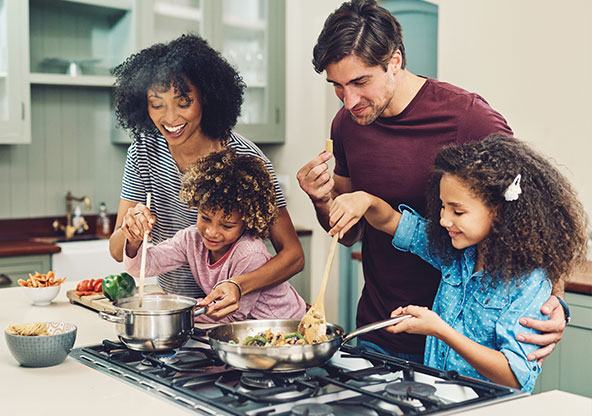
[325,54,397,125]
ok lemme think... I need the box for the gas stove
[70,329,526,415]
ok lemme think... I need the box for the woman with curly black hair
[109,34,304,320]
[326,134,588,392]
[123,149,306,322]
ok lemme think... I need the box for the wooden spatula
[298,138,337,343]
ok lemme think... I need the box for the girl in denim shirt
[328,134,588,392]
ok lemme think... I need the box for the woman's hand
[329,191,371,238]
[198,281,240,320]
[120,203,156,244]
[385,305,447,337]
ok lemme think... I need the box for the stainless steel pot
[207,315,410,372]
[99,294,206,352]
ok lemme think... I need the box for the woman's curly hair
[425,134,589,285]
[112,34,245,141]
[179,148,277,239]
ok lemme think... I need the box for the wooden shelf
[223,16,265,31]
[154,2,201,21]
[29,73,115,87]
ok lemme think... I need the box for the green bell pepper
[102,272,137,301]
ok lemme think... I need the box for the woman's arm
[198,207,304,319]
[109,198,154,262]
[329,191,402,237]
[387,305,521,389]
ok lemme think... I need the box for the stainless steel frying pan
[207,315,410,372]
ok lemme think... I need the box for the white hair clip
[504,174,522,201]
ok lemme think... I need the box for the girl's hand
[385,305,446,337]
[120,203,156,243]
[198,281,240,320]
[329,191,371,238]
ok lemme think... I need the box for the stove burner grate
[291,403,335,416]
[240,371,306,389]
[385,381,437,399]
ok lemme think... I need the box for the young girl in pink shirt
[124,148,306,323]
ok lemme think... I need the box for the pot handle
[342,315,411,345]
[194,306,207,318]
[99,310,125,324]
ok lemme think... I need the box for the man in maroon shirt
[297,0,567,363]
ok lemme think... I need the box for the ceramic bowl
[22,284,61,306]
[5,322,77,367]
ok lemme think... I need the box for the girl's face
[196,208,245,263]
[439,174,496,250]
[147,81,204,146]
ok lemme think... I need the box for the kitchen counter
[0,282,198,415]
[1,283,591,414]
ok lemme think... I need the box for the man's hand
[296,151,334,205]
[197,281,240,321]
[517,295,566,364]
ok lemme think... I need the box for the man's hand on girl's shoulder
[516,295,566,364]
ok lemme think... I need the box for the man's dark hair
[312,0,406,73]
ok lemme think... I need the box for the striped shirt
[120,131,286,298]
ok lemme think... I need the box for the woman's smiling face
[438,174,496,250]
[147,81,204,145]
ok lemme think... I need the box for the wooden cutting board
[66,285,164,313]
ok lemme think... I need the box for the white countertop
[0,282,193,415]
[1,283,591,415]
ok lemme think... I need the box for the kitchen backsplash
[0,85,130,219]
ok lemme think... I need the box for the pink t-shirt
[124,226,306,323]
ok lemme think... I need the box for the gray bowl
[5,322,77,367]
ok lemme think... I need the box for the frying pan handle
[341,315,411,345]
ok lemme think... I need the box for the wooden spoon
[298,232,339,343]
[138,192,151,308]
[298,138,336,343]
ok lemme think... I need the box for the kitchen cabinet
[0,254,51,288]
[264,231,311,302]
[137,0,286,143]
[0,0,30,144]
[27,0,138,144]
[533,292,592,398]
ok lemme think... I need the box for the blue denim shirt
[392,206,550,392]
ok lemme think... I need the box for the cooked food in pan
[235,328,310,346]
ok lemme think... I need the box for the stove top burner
[240,371,306,389]
[70,339,525,416]
[291,403,335,416]
[385,381,438,399]
[141,349,178,365]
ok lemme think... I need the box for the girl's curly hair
[112,34,245,141]
[425,134,589,285]
[179,148,277,239]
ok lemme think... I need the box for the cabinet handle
[0,273,13,287]
[21,102,25,120]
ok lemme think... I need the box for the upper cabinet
[2,0,284,146]
[139,0,285,143]
[0,0,30,144]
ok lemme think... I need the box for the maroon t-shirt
[332,78,513,354]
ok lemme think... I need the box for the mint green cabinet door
[380,0,438,79]
[0,0,30,144]
[0,255,51,288]
[534,293,592,397]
